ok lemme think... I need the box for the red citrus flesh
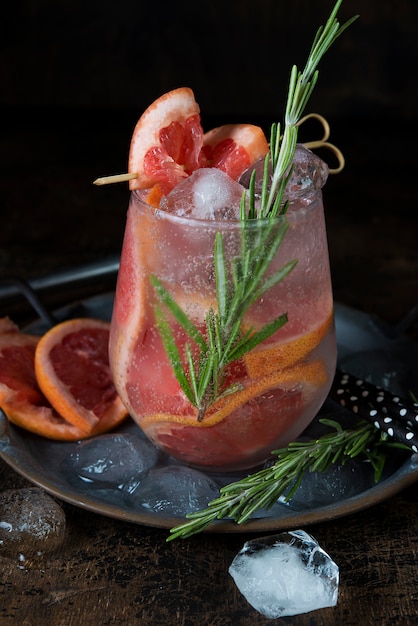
[0,321,85,440]
[35,318,128,434]
[0,318,129,441]
[127,87,269,197]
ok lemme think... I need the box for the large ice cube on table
[0,488,66,559]
[229,530,339,619]
[160,168,247,220]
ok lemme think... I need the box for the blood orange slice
[35,318,128,434]
[0,321,86,440]
[0,317,20,334]
[128,87,203,194]
[127,87,269,197]
[202,123,269,181]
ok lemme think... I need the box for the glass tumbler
[109,188,336,472]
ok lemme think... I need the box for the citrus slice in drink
[244,313,333,377]
[34,318,128,434]
[108,192,161,412]
[142,359,326,430]
[127,87,269,198]
[141,359,327,468]
[109,185,219,415]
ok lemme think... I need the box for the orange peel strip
[244,313,333,378]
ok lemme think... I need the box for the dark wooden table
[0,108,417,625]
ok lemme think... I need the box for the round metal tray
[1,294,417,533]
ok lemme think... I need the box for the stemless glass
[109,188,337,472]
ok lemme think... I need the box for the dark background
[0,0,417,327]
[1,0,416,119]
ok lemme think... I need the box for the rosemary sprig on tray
[167,419,406,541]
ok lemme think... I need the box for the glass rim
[131,188,323,229]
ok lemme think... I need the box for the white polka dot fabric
[330,370,418,453]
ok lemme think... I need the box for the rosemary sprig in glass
[153,0,358,421]
[152,221,296,421]
[163,1,367,540]
[167,420,407,541]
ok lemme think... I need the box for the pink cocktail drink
[109,165,337,472]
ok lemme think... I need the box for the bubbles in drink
[229,530,339,619]
[160,168,247,220]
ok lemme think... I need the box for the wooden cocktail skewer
[93,172,137,186]
[93,113,344,186]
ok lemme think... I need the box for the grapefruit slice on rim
[128,87,202,194]
[202,123,269,181]
[127,87,269,198]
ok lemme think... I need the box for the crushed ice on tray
[0,487,66,560]
[65,433,160,489]
[160,168,247,220]
[239,143,329,205]
[123,465,220,516]
[229,530,339,619]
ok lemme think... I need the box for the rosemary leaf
[151,276,207,350]
[228,314,288,362]
[214,233,228,322]
[254,259,298,303]
[154,305,195,405]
